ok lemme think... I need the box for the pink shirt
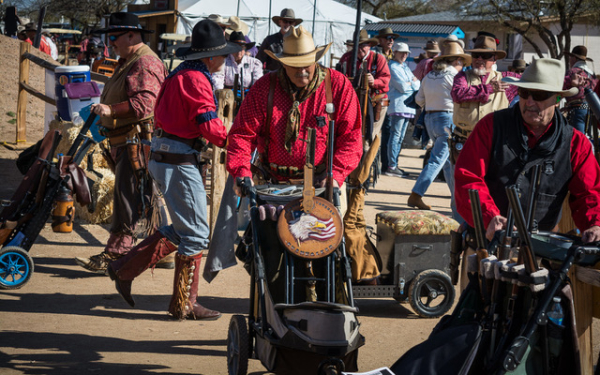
[451,70,520,104]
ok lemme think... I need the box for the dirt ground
[0,34,599,375]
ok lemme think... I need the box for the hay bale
[48,119,114,224]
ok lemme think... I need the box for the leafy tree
[336,0,455,20]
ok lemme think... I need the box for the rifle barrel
[506,185,539,274]
[469,189,487,250]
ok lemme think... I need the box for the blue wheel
[0,246,34,290]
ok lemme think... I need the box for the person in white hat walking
[455,58,600,243]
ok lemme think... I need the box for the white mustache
[296,72,310,78]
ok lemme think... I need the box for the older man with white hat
[455,58,600,243]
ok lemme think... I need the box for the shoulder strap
[263,72,277,162]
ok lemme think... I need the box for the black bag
[403,90,419,109]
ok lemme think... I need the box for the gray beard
[473,67,488,76]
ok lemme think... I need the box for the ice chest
[55,66,91,121]
[375,210,459,285]
[64,82,101,121]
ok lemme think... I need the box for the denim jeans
[148,137,210,257]
[387,115,411,169]
[412,112,461,222]
[568,108,588,134]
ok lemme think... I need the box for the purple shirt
[451,70,520,105]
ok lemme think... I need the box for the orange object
[92,58,118,77]
[52,188,74,233]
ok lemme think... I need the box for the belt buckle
[155,128,164,138]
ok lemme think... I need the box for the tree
[335,0,455,20]
[460,0,600,59]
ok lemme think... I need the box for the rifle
[325,116,336,206]
[303,128,317,301]
[469,189,491,303]
[233,73,241,116]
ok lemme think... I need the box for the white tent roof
[176,0,380,65]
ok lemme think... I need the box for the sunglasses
[108,31,129,42]
[385,35,396,41]
[518,88,555,102]
[281,19,296,25]
[472,52,495,60]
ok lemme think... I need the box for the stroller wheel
[408,269,455,318]
[0,246,34,290]
[227,314,249,375]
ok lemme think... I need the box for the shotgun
[469,189,490,304]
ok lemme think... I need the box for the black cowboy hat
[176,20,242,60]
[95,12,154,34]
[229,31,256,50]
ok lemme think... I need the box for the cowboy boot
[168,253,221,321]
[107,231,177,307]
[407,192,431,210]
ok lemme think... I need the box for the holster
[448,134,467,165]
[373,98,382,123]
[449,229,464,285]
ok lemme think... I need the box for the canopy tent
[175,0,380,66]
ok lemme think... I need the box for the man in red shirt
[23,22,52,57]
[455,58,600,243]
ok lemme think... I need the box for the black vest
[485,106,573,230]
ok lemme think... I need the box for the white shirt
[44,36,58,60]
[415,65,459,112]
[212,54,263,90]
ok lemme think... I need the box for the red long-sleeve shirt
[454,112,600,231]
[338,50,391,96]
[154,69,227,147]
[226,69,363,186]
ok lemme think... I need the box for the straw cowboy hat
[227,16,249,35]
[264,26,331,68]
[502,58,578,97]
[229,31,255,49]
[272,8,303,26]
[424,40,440,53]
[376,27,400,39]
[95,12,154,34]
[467,35,506,59]
[206,14,231,27]
[434,38,471,66]
[445,34,465,49]
[176,20,241,60]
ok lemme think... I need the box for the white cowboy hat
[264,26,331,68]
[227,16,249,35]
[502,58,579,97]
[392,42,410,53]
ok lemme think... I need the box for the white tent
[176,0,380,66]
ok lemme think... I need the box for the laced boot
[107,231,177,307]
[168,253,221,321]
[407,192,431,210]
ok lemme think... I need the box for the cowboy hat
[445,34,465,49]
[424,40,440,53]
[95,12,154,34]
[23,22,38,32]
[568,45,588,61]
[229,31,255,50]
[434,38,471,66]
[272,8,303,26]
[376,27,400,39]
[344,39,354,46]
[227,16,249,35]
[466,35,506,59]
[206,14,231,27]
[510,59,528,73]
[264,26,331,68]
[176,20,241,60]
[355,29,379,47]
[502,58,578,97]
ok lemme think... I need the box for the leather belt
[150,151,204,166]
[453,126,470,137]
[426,110,452,113]
[154,128,196,148]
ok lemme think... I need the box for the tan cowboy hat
[376,27,400,39]
[272,8,303,26]
[424,40,440,53]
[356,29,379,47]
[264,26,331,68]
[434,38,471,66]
[227,15,249,35]
[206,14,231,27]
[502,58,578,97]
[466,35,506,59]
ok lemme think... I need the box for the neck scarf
[277,64,326,153]
[513,106,564,165]
[167,59,218,107]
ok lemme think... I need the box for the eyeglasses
[108,31,129,42]
[385,35,396,41]
[518,88,555,102]
[472,52,495,60]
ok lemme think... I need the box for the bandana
[277,64,326,153]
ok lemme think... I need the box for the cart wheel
[408,269,455,318]
[0,246,34,290]
[227,314,249,375]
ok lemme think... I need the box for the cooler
[64,82,101,122]
[55,66,91,121]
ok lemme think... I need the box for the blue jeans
[412,112,461,221]
[568,108,588,134]
[387,115,411,169]
[148,138,210,257]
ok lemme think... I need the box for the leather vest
[100,44,159,130]
[485,106,573,231]
[453,70,509,137]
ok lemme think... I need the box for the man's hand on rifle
[486,215,507,241]
[582,225,600,243]
[366,73,375,87]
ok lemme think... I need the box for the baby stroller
[226,164,364,375]
[0,114,97,289]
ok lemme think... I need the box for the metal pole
[350,0,362,79]
[312,0,317,38]
[237,0,241,17]
[268,0,272,35]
